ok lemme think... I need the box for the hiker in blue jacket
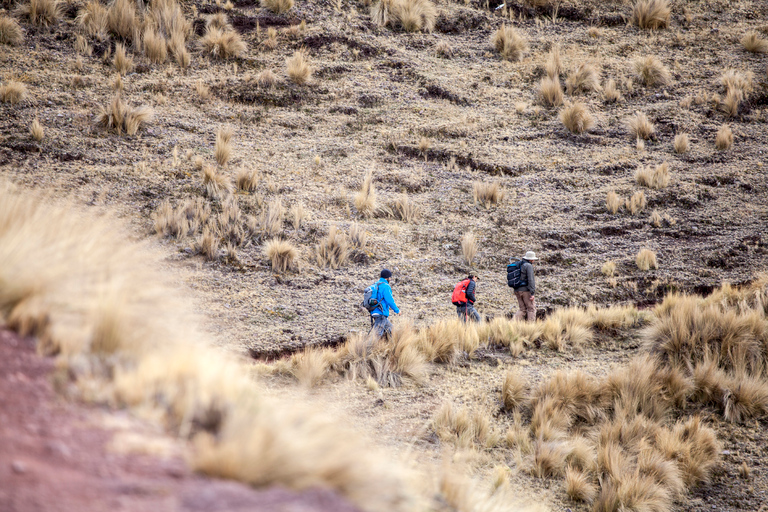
[371,268,400,338]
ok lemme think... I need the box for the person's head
[523,251,539,263]
[467,274,478,281]
[380,268,392,281]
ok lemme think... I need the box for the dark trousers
[456,304,481,323]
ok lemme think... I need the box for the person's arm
[527,264,535,296]
[465,280,476,304]
[383,284,400,314]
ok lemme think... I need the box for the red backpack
[452,279,471,306]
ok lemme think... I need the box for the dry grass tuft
[435,40,452,58]
[565,466,597,503]
[531,441,569,478]
[30,118,44,142]
[316,226,350,269]
[113,43,134,75]
[626,111,655,140]
[202,165,233,200]
[603,79,621,103]
[473,181,504,207]
[502,370,528,410]
[601,260,616,277]
[236,168,259,192]
[263,0,294,14]
[107,0,138,41]
[538,76,564,107]
[741,31,768,53]
[200,26,246,59]
[715,124,733,150]
[634,56,671,87]
[625,190,647,215]
[633,0,670,30]
[635,162,670,189]
[198,225,219,260]
[461,231,477,266]
[18,0,61,27]
[650,209,662,227]
[286,49,312,84]
[215,126,233,166]
[372,0,436,33]
[433,402,496,448]
[606,191,621,214]
[673,133,689,154]
[0,81,27,104]
[260,198,284,237]
[387,194,419,223]
[349,222,367,248]
[0,15,23,46]
[290,203,308,230]
[560,102,594,134]
[544,45,562,79]
[143,27,168,64]
[195,81,210,100]
[265,238,298,273]
[355,169,377,218]
[566,63,601,95]
[636,248,658,271]
[257,69,277,87]
[95,95,153,136]
[77,1,108,39]
[491,24,527,62]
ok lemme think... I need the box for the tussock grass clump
[201,26,246,59]
[259,198,284,238]
[387,194,419,223]
[143,27,167,64]
[632,0,670,30]
[30,118,44,142]
[256,69,277,87]
[636,248,657,271]
[674,133,689,154]
[565,466,597,502]
[601,260,616,277]
[634,56,671,87]
[316,225,350,269]
[650,209,662,227]
[202,165,233,200]
[263,0,294,14]
[434,40,452,58]
[473,181,504,207]
[206,12,230,31]
[107,0,138,41]
[197,225,219,260]
[433,402,497,448]
[626,111,655,140]
[565,63,600,95]
[544,45,562,79]
[603,79,621,103]
[715,124,733,150]
[290,202,307,230]
[236,168,258,192]
[349,222,366,248]
[355,169,377,218]
[502,370,528,410]
[286,49,312,84]
[491,24,527,62]
[265,238,298,273]
[371,0,436,33]
[0,81,27,104]
[606,191,621,214]
[0,16,23,46]
[215,126,233,166]
[560,102,594,134]
[95,95,153,136]
[538,76,563,107]
[741,31,768,53]
[625,190,647,215]
[635,162,670,189]
[18,0,62,27]
[113,43,134,74]
[77,1,108,39]
[461,231,477,265]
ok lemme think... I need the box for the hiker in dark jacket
[371,268,400,338]
[513,251,538,322]
[455,275,481,322]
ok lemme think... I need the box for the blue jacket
[372,278,399,317]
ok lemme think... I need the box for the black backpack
[506,259,528,288]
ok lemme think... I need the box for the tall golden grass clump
[603,79,621,103]
[286,49,312,84]
[560,102,594,134]
[202,165,233,200]
[143,27,167,64]
[636,248,657,270]
[370,0,436,33]
[432,402,497,448]
[316,225,350,268]
[259,198,284,237]
[634,56,671,86]
[17,0,62,26]
[606,191,621,214]
[741,31,768,53]
[236,167,259,192]
[626,111,655,140]
[95,95,153,136]
[632,0,670,30]
[262,0,294,14]
[77,0,109,39]
[544,45,562,79]
[290,203,308,230]
[107,0,138,41]
[30,118,44,142]
[502,370,528,410]
[566,63,600,95]
[673,133,689,154]
[355,169,377,218]
[215,126,233,166]
[0,183,415,511]
[0,81,28,104]
[601,260,617,277]
[491,24,527,62]
[201,26,246,59]
[715,124,733,150]
[538,76,563,107]
[635,162,670,189]
[461,231,477,265]
[0,15,24,46]
[264,238,298,272]
[113,42,134,74]
[473,181,504,207]
[387,194,419,223]
[625,190,647,215]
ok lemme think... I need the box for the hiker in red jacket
[452,274,481,322]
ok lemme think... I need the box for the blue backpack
[506,259,528,288]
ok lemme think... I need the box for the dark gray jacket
[514,260,535,295]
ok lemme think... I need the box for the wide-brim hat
[523,251,539,261]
